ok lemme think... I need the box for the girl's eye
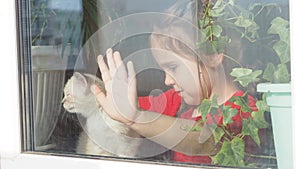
[167,65,177,73]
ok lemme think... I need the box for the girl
[91,1,258,164]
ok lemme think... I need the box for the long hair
[149,0,247,82]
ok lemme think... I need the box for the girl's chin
[181,95,200,106]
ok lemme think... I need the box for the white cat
[62,72,142,157]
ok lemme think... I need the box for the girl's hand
[91,48,137,126]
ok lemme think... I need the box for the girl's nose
[165,73,176,86]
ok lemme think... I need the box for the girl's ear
[202,53,224,68]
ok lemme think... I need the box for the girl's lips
[175,90,183,96]
[173,86,183,95]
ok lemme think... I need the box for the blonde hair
[149,0,200,61]
[149,33,198,61]
[149,0,246,79]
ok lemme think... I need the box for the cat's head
[62,72,103,116]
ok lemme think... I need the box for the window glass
[20,0,291,168]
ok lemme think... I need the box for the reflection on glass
[23,0,291,168]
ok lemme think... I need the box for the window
[1,0,299,169]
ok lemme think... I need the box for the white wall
[0,0,300,168]
[0,0,21,156]
[290,0,300,167]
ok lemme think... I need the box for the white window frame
[0,0,299,169]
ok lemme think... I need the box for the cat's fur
[62,72,141,157]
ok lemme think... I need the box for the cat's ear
[73,72,88,90]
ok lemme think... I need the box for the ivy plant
[195,94,269,167]
[193,0,290,167]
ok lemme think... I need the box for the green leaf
[228,0,235,6]
[268,17,290,43]
[262,61,290,84]
[211,1,226,17]
[189,122,203,131]
[209,96,221,125]
[210,107,221,121]
[230,68,252,78]
[252,110,269,129]
[229,96,252,113]
[200,26,211,38]
[196,41,217,55]
[256,100,270,112]
[262,63,275,82]
[223,106,238,125]
[212,25,222,38]
[199,17,211,28]
[265,3,281,15]
[274,63,290,83]
[231,69,262,87]
[211,94,219,108]
[273,40,290,64]
[210,36,230,54]
[245,21,259,39]
[197,95,222,126]
[231,137,245,162]
[234,16,253,28]
[242,118,260,146]
[198,99,211,119]
[212,137,245,166]
[212,127,225,143]
[212,0,223,9]
[235,4,253,19]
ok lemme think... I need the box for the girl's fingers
[91,85,107,107]
[114,51,127,81]
[106,48,117,76]
[97,55,110,83]
[127,61,137,97]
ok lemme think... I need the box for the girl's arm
[91,49,218,156]
[130,110,219,156]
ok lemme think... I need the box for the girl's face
[153,50,211,106]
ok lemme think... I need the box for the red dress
[138,89,258,164]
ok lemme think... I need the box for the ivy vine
[193,0,290,167]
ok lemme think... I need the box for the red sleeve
[138,89,181,117]
[225,90,258,134]
[203,91,258,133]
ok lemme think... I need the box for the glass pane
[20,0,291,168]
